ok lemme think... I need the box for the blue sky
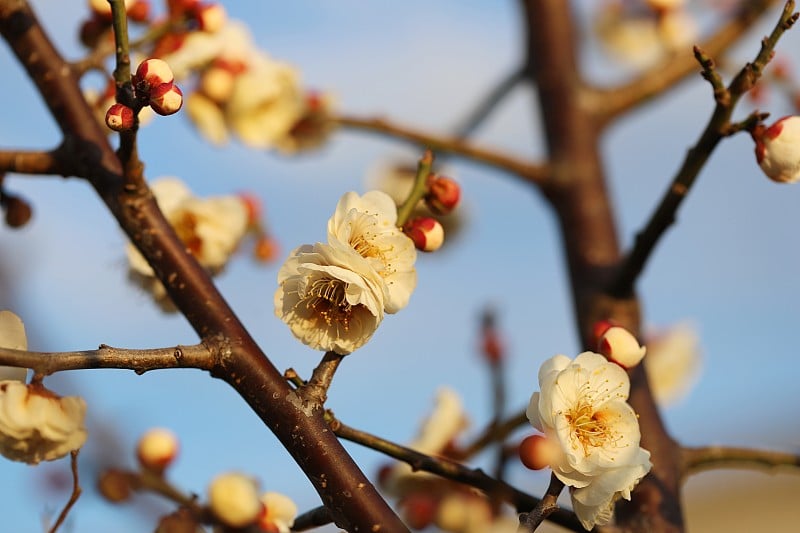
[1,1,799,531]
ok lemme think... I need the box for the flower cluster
[0,311,87,465]
[127,177,250,299]
[524,351,652,530]
[275,191,417,354]
[153,18,333,151]
[207,472,297,532]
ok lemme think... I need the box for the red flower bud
[133,58,175,98]
[518,434,558,471]
[403,217,444,252]
[425,175,460,214]
[149,83,183,116]
[105,103,135,131]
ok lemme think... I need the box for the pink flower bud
[403,217,444,252]
[127,0,151,23]
[136,428,179,473]
[105,103,135,131]
[133,58,175,96]
[149,83,183,116]
[518,434,558,471]
[425,175,461,214]
[598,325,646,369]
[753,116,800,183]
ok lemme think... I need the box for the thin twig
[334,114,549,185]
[48,450,82,533]
[519,474,564,532]
[610,1,799,297]
[451,65,527,139]
[682,445,800,477]
[0,343,214,376]
[328,414,583,531]
[291,505,334,531]
[462,408,528,458]
[299,351,346,405]
[395,149,433,227]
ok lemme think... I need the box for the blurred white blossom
[258,491,297,533]
[644,323,701,406]
[0,381,87,464]
[0,310,28,382]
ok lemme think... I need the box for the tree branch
[0,148,73,176]
[591,0,782,123]
[0,2,407,530]
[682,445,800,476]
[329,414,585,531]
[610,1,799,297]
[519,474,564,532]
[0,343,214,376]
[334,114,549,185]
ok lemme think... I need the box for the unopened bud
[404,217,444,252]
[254,236,279,262]
[136,428,179,473]
[79,16,109,48]
[194,3,226,33]
[598,325,646,369]
[257,492,298,533]
[208,472,262,528]
[133,58,175,97]
[98,469,134,502]
[105,103,135,131]
[425,175,460,214]
[753,116,800,183]
[3,195,33,228]
[149,83,183,116]
[518,434,558,471]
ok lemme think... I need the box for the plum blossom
[527,352,651,530]
[127,178,248,284]
[274,243,387,355]
[328,191,417,313]
[0,381,87,465]
[0,310,28,382]
[208,472,262,528]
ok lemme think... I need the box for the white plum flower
[274,243,387,355]
[0,381,87,464]
[127,177,249,280]
[327,191,417,313]
[225,55,305,149]
[258,492,298,533]
[0,310,28,382]
[527,352,651,530]
[754,115,800,183]
[159,21,255,80]
[208,472,262,528]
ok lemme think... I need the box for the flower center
[304,277,353,330]
[566,398,613,452]
[348,217,396,278]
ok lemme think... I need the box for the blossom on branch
[0,381,87,465]
[644,323,701,406]
[526,352,651,530]
[127,177,249,283]
[274,243,386,354]
[327,191,417,313]
[258,491,297,533]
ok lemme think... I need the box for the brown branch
[0,343,214,376]
[463,408,528,457]
[48,450,82,533]
[520,1,682,531]
[334,114,549,185]
[0,148,73,176]
[682,445,800,477]
[292,505,334,531]
[298,351,345,406]
[592,0,783,123]
[610,1,799,298]
[329,414,585,531]
[519,474,564,532]
[0,2,407,530]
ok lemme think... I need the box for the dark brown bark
[519,1,683,531]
